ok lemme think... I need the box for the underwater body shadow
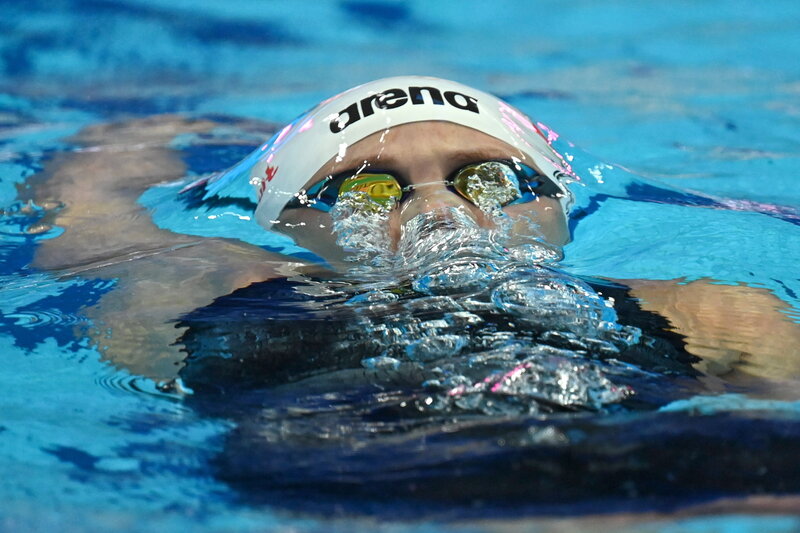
[215,408,800,518]
[176,275,800,518]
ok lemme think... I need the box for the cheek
[274,210,338,251]
[275,209,332,235]
[502,197,569,246]
[387,210,402,249]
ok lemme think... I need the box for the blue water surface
[2,1,800,531]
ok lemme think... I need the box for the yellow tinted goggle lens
[339,174,402,206]
[451,161,520,205]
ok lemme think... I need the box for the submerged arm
[29,115,298,380]
[625,279,800,387]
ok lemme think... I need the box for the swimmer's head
[221,76,576,263]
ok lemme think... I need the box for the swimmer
[230,77,573,264]
[28,76,800,387]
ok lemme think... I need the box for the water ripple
[5,310,89,328]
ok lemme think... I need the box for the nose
[399,183,464,224]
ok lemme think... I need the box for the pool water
[2,1,800,531]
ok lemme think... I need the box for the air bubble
[361,356,401,370]
[405,334,467,362]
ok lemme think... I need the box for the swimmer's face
[276,122,569,263]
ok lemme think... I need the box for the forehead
[305,121,530,186]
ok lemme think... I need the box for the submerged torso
[178,265,701,411]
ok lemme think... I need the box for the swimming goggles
[284,160,561,213]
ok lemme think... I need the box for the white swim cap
[218,76,575,229]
